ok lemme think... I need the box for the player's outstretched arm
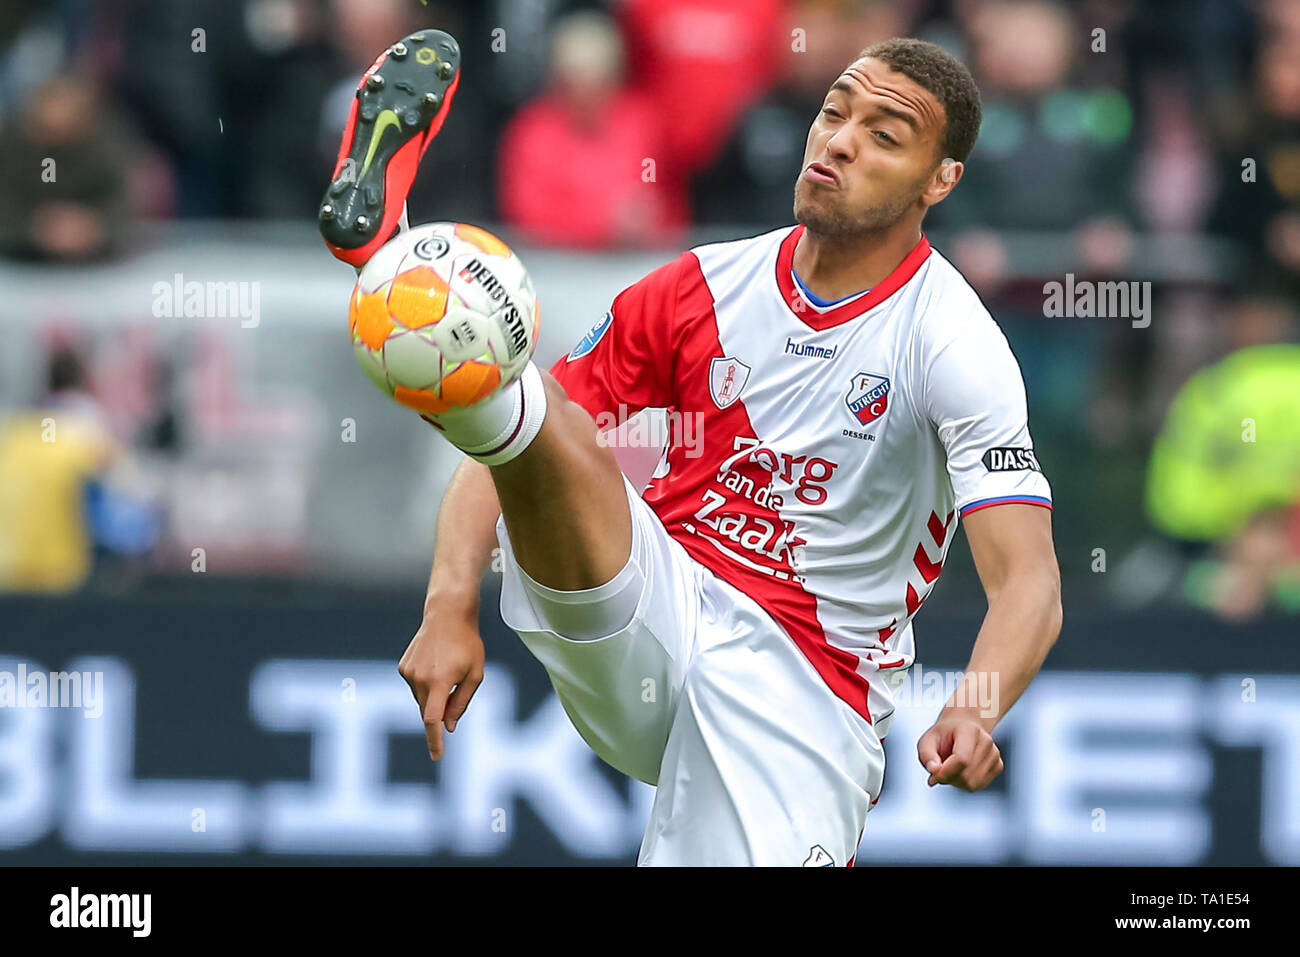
[399,457,500,760]
[916,503,1062,791]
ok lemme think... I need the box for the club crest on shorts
[845,372,891,426]
[803,845,835,867]
[709,355,751,409]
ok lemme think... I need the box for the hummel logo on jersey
[845,373,891,426]
[982,447,1042,472]
[709,356,751,409]
[783,337,837,360]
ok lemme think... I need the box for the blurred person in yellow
[1145,315,1300,619]
[0,349,114,592]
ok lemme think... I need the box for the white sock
[422,361,547,466]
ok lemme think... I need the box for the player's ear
[923,157,963,206]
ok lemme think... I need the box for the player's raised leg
[425,359,635,593]
[320,28,632,594]
[411,375,695,787]
[347,216,659,756]
[486,372,633,589]
[348,218,639,606]
[327,34,667,773]
[407,332,677,776]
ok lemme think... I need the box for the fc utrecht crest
[709,356,752,409]
[845,372,891,425]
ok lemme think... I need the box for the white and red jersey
[550,224,1052,728]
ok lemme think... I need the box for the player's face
[795,57,949,235]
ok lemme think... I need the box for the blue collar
[791,267,870,308]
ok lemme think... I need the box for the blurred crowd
[0,0,1292,273]
[0,0,1297,617]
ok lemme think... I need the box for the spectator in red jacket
[497,11,687,249]
[618,0,788,176]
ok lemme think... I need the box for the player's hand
[398,595,485,761]
[916,712,1003,791]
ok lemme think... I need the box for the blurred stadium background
[1,0,1297,865]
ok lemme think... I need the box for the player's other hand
[916,711,1003,791]
[398,595,485,761]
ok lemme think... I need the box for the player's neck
[791,220,924,303]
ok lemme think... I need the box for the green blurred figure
[1146,340,1300,619]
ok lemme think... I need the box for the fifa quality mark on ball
[431,307,491,363]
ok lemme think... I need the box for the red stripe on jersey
[904,581,928,616]
[775,225,932,332]
[912,541,943,584]
[643,254,877,726]
[548,251,690,421]
[927,510,952,547]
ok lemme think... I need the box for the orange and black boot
[319,30,461,268]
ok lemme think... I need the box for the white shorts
[496,475,887,866]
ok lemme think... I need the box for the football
[347,221,539,416]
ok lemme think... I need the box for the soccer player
[325,34,1062,865]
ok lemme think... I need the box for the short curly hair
[855,38,982,163]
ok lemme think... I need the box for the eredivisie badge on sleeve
[567,310,613,362]
[845,372,891,425]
